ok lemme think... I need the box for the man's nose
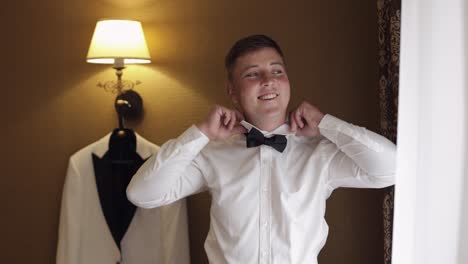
[261,74,274,86]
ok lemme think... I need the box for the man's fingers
[224,110,231,126]
[295,129,306,137]
[294,108,305,128]
[228,111,236,130]
[231,124,248,135]
[230,110,245,134]
[289,111,297,131]
[234,110,245,122]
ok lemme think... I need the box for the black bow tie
[245,127,287,153]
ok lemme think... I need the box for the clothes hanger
[94,90,145,249]
[108,92,140,164]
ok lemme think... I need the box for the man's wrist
[196,123,212,140]
[316,112,325,124]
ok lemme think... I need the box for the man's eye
[272,69,283,75]
[245,72,258,78]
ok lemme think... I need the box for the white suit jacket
[57,133,191,264]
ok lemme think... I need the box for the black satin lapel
[92,152,145,250]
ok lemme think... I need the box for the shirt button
[263,221,268,227]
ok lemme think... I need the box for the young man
[127,35,396,264]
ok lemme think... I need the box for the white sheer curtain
[392,0,467,264]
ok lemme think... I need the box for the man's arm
[126,126,210,208]
[319,114,396,190]
[127,105,246,208]
[289,101,396,190]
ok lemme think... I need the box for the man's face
[228,47,290,124]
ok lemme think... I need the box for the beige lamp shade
[86,20,151,65]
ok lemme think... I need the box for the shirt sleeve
[318,114,396,191]
[127,125,210,208]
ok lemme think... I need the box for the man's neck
[247,115,287,132]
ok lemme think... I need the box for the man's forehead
[240,61,285,71]
[237,47,282,61]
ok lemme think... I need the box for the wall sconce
[86,19,151,127]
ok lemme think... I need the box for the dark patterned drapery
[377,0,400,263]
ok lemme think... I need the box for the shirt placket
[259,146,271,264]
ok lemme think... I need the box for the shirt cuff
[318,114,383,152]
[176,125,210,155]
[318,114,343,142]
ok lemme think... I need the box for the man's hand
[289,101,325,138]
[197,105,247,140]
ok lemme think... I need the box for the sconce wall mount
[86,19,151,124]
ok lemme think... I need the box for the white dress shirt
[127,114,396,264]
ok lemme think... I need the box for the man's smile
[258,93,279,100]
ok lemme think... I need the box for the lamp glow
[86,20,151,65]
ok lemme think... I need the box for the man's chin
[248,108,287,121]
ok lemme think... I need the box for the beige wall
[2,0,385,263]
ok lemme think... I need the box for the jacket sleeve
[318,114,397,192]
[127,125,210,208]
[56,159,83,264]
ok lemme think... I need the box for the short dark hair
[225,34,284,80]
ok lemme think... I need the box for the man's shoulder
[289,134,326,144]
[196,134,247,168]
[206,134,244,148]
[287,134,337,154]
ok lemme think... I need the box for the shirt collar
[240,120,295,137]
[93,131,154,159]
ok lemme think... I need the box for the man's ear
[226,81,238,104]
